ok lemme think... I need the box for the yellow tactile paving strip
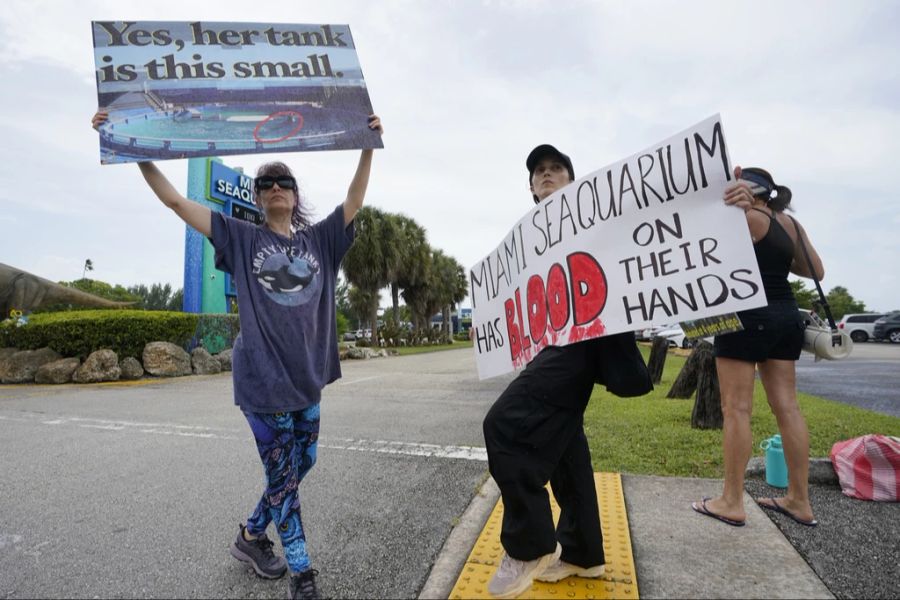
[449,472,638,599]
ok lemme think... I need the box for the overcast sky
[2,0,898,314]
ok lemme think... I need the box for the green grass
[584,347,900,478]
[392,340,474,356]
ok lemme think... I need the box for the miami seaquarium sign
[208,159,254,205]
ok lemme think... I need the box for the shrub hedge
[0,310,199,359]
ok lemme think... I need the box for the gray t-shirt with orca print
[211,204,354,413]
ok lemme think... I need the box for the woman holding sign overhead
[92,110,383,600]
[692,167,823,529]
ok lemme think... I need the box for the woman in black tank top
[692,167,825,529]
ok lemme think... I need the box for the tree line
[35,279,183,312]
[789,280,890,320]
[36,247,882,333]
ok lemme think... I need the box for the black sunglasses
[255,175,297,191]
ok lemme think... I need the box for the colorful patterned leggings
[243,404,320,574]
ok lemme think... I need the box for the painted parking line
[335,375,387,386]
[0,411,487,461]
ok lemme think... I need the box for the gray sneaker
[487,543,561,598]
[289,568,321,600]
[229,524,287,579]
[535,559,605,582]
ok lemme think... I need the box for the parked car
[837,313,887,343]
[637,324,674,342]
[872,311,900,344]
[654,325,693,349]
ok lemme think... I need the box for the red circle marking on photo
[253,111,305,143]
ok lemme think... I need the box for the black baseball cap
[526,144,575,183]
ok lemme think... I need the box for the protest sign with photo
[91,21,382,164]
[469,115,766,380]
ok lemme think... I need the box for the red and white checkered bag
[830,434,900,501]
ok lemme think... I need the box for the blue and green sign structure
[91,21,382,165]
[183,157,260,313]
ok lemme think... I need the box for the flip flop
[757,498,818,527]
[691,497,746,527]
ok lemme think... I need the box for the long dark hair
[254,161,313,230]
[743,167,793,212]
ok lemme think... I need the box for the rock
[808,458,839,485]
[0,347,62,383]
[0,347,19,362]
[191,347,222,375]
[746,456,838,485]
[346,347,387,360]
[746,456,766,479]
[347,346,371,360]
[215,348,233,372]
[119,357,144,380]
[34,357,81,384]
[73,349,121,383]
[142,342,191,377]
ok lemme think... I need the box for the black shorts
[714,301,805,362]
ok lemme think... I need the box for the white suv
[837,313,886,343]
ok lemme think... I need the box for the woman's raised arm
[92,110,212,237]
[343,114,383,227]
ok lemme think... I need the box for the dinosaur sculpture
[0,263,135,318]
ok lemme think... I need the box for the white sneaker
[535,559,605,582]
[487,543,562,598]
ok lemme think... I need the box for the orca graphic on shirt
[252,244,321,307]
[258,262,319,293]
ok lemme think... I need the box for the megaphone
[803,325,853,361]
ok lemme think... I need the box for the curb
[746,457,838,485]
[420,461,838,599]
[419,477,500,600]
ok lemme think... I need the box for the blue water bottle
[760,434,788,488]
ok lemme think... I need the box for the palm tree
[400,253,434,334]
[391,214,430,327]
[342,206,400,342]
[401,249,466,339]
[82,259,94,280]
[348,285,379,334]
[428,251,468,338]
[446,258,469,336]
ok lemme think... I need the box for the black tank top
[750,208,795,301]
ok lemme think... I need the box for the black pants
[482,343,604,567]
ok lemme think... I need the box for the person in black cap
[525,144,575,204]
[483,144,653,598]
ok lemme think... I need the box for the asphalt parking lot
[0,351,510,599]
[794,341,900,417]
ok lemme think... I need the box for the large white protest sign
[469,115,766,380]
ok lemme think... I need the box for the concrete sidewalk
[420,474,833,599]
